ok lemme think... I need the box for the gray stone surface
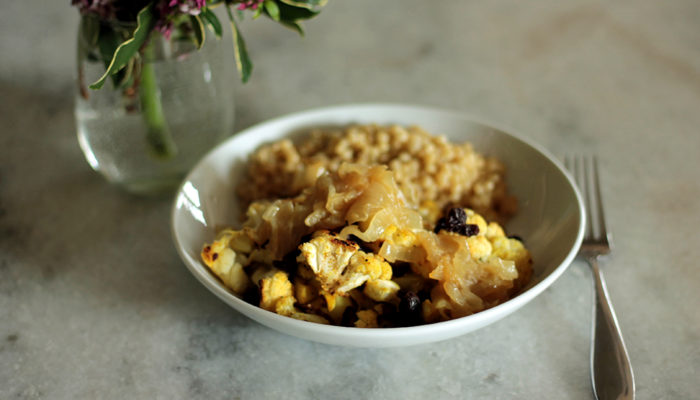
[2,1,699,398]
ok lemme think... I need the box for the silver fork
[564,155,635,400]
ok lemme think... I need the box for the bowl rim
[170,102,586,344]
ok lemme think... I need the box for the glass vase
[75,17,235,195]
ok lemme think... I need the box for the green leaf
[277,2,320,22]
[190,15,206,50]
[279,20,304,35]
[264,0,281,22]
[200,8,223,38]
[226,4,253,83]
[80,16,100,47]
[96,27,126,88]
[96,27,120,70]
[279,0,327,9]
[269,2,320,35]
[89,4,156,90]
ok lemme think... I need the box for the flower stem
[139,43,177,159]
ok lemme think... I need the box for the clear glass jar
[75,17,235,195]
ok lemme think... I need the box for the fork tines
[564,155,610,247]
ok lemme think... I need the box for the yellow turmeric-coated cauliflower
[298,231,362,294]
[466,235,493,259]
[200,157,534,328]
[464,208,488,235]
[485,222,505,239]
[348,252,393,281]
[363,279,400,303]
[256,268,330,324]
[326,295,353,324]
[297,231,393,297]
[201,232,250,294]
[354,309,379,328]
[274,296,330,324]
[293,278,317,305]
[490,236,533,287]
[258,269,294,312]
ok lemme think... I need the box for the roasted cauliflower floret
[202,233,250,294]
[222,228,255,254]
[348,252,392,281]
[201,231,232,266]
[326,295,353,324]
[293,279,317,305]
[259,270,294,312]
[274,296,330,324]
[466,235,493,259]
[298,231,361,294]
[355,309,379,328]
[464,208,488,236]
[485,222,505,239]
[491,237,530,268]
[298,231,393,298]
[274,295,297,316]
[363,279,400,303]
[491,236,533,285]
[254,268,330,324]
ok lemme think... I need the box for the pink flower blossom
[237,0,264,11]
[168,0,206,16]
[71,0,115,19]
[154,0,206,39]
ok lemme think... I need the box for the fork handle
[586,255,635,400]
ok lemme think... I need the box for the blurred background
[1,1,699,399]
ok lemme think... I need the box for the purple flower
[71,0,115,19]
[167,0,206,16]
[154,0,206,39]
[237,0,264,10]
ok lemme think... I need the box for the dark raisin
[395,291,423,326]
[401,291,421,313]
[434,207,467,234]
[435,208,480,237]
[463,223,480,237]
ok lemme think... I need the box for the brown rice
[237,124,516,224]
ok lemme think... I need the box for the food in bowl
[201,124,532,327]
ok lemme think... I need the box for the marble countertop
[2,1,699,398]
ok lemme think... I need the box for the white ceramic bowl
[171,103,585,347]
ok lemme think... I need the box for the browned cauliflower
[297,231,397,308]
